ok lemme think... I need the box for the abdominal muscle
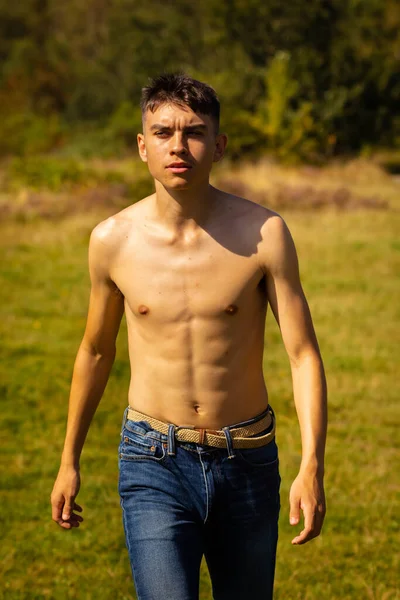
[125,304,269,429]
[111,191,273,429]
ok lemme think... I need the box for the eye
[155,131,170,137]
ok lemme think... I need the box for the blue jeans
[118,405,281,600]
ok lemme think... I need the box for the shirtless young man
[51,73,327,599]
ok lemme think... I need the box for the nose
[170,131,188,155]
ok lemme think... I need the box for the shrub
[106,101,143,147]
[0,112,65,157]
[6,157,126,192]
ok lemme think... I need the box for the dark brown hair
[140,72,220,133]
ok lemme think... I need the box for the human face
[137,103,227,190]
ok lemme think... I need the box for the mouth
[166,162,192,174]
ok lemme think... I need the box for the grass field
[1,160,399,599]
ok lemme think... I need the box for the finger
[59,520,75,529]
[292,523,316,544]
[292,528,315,545]
[292,505,316,545]
[73,503,83,512]
[58,514,83,529]
[311,507,325,540]
[304,503,325,539]
[51,498,64,523]
[61,510,84,523]
[64,513,84,523]
[67,519,81,528]
[73,513,84,522]
[317,504,326,529]
[53,511,83,526]
[62,501,74,521]
[289,494,301,526]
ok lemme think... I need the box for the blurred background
[0,1,399,599]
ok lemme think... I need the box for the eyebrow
[149,123,208,132]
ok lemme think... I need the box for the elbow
[288,346,323,370]
[80,338,116,362]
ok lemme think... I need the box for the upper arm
[258,213,320,365]
[81,220,125,357]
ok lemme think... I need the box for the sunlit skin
[137,102,227,231]
[139,102,224,185]
[51,101,327,546]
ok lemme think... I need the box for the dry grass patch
[1,156,398,222]
[213,157,398,211]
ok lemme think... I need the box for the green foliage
[281,101,319,162]
[6,156,125,192]
[107,101,143,147]
[220,108,265,159]
[0,0,399,161]
[0,111,64,156]
[263,52,299,144]
[51,126,129,159]
[251,53,319,162]
[7,157,86,190]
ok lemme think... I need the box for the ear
[137,133,147,163]
[213,133,228,163]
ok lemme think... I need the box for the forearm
[61,343,116,468]
[290,351,327,477]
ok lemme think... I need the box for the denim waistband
[120,403,275,459]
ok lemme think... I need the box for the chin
[167,181,192,190]
[158,176,193,190]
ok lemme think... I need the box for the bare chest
[111,232,265,323]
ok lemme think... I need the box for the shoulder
[217,187,290,237]
[87,203,142,281]
[88,217,117,281]
[215,189,295,273]
[241,203,297,277]
[90,215,122,250]
[258,212,298,277]
[90,203,137,242]
[89,217,120,273]
[89,198,148,252]
[258,209,292,245]
[215,188,282,226]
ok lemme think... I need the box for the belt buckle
[175,424,220,445]
[194,426,223,445]
[175,424,204,444]
[177,425,208,444]
[193,426,208,444]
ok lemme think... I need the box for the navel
[224,304,238,315]
[138,304,149,315]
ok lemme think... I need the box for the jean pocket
[234,439,279,469]
[119,426,167,462]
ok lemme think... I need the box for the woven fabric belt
[127,406,276,448]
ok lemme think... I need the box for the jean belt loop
[120,406,129,439]
[167,424,176,456]
[222,426,236,459]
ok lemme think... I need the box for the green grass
[1,206,399,599]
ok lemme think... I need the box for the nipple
[224,304,238,315]
[138,304,149,315]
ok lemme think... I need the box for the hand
[289,471,326,545]
[50,465,84,529]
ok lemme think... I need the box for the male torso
[105,188,274,429]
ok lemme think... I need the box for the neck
[151,178,218,233]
